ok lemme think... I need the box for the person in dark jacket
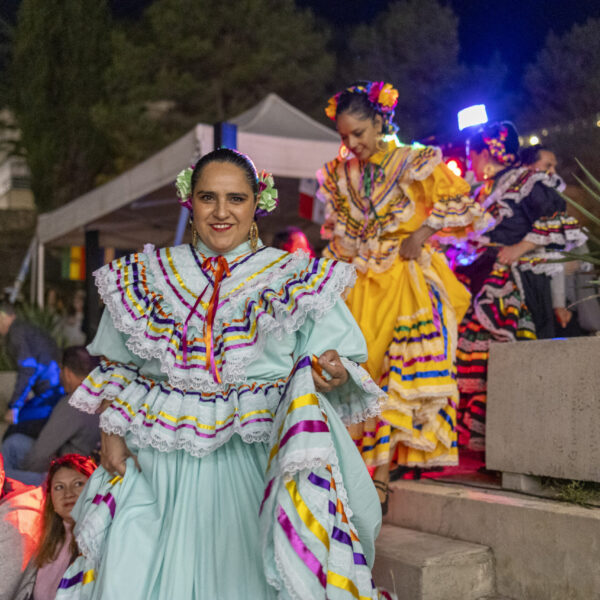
[2,346,100,485]
[0,302,63,440]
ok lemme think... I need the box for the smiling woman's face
[192,161,257,255]
[336,112,382,161]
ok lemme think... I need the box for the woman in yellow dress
[317,81,490,510]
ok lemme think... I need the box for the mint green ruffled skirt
[58,398,381,600]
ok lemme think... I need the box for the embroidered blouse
[70,240,382,458]
[317,137,492,273]
[478,167,587,274]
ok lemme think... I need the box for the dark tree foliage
[522,18,600,181]
[94,0,335,174]
[10,0,112,210]
[344,0,514,142]
[345,0,462,141]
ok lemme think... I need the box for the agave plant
[558,160,600,272]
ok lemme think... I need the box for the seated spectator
[2,347,100,486]
[12,454,96,600]
[0,302,63,440]
[0,453,44,600]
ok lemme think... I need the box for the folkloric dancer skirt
[346,249,470,468]
[456,262,538,451]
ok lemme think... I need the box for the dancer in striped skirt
[455,122,586,452]
[317,81,491,511]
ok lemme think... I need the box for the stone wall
[486,336,600,483]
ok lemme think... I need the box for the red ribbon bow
[181,255,231,384]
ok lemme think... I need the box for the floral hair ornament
[175,166,194,210]
[255,170,279,217]
[176,164,279,216]
[325,81,399,134]
[483,125,517,166]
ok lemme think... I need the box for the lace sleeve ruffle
[423,163,494,240]
[325,357,384,425]
[69,359,139,414]
[523,212,588,249]
[315,156,342,213]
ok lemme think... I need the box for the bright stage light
[445,158,465,177]
[529,135,540,146]
[457,105,488,131]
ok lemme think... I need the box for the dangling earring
[376,133,387,152]
[483,163,495,180]
[249,221,259,253]
[189,218,199,246]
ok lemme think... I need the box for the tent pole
[214,123,237,149]
[173,206,189,246]
[36,240,45,309]
[9,238,36,304]
[30,238,37,306]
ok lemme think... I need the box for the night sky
[3,0,600,81]
[295,0,600,79]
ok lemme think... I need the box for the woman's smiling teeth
[211,224,232,231]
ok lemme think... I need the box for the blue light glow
[457,105,488,131]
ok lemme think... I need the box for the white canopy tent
[31,94,340,306]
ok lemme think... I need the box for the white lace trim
[95,248,357,390]
[337,357,384,425]
[485,168,566,218]
[75,511,106,565]
[101,418,273,458]
[523,227,588,250]
[69,362,138,414]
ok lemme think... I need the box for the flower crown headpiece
[175,165,279,216]
[482,125,517,166]
[325,81,399,134]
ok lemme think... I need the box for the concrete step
[385,479,600,600]
[373,524,495,600]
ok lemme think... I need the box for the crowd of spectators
[0,301,100,600]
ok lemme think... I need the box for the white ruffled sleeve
[69,310,143,415]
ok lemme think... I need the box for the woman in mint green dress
[56,149,387,600]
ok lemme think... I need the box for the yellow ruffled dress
[317,138,490,467]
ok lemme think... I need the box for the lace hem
[100,417,273,458]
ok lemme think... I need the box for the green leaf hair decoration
[256,170,279,217]
[175,167,194,209]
